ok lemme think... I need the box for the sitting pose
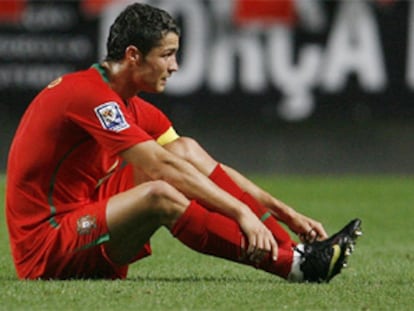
[6,2,361,281]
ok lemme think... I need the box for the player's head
[105,2,181,94]
[105,2,180,61]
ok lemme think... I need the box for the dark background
[1,0,413,174]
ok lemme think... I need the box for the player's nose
[169,56,179,72]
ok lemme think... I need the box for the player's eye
[163,49,176,58]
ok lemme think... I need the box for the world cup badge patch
[77,215,97,235]
[95,101,130,132]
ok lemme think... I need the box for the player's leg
[103,180,188,264]
[104,179,294,278]
[171,200,295,278]
[103,164,360,282]
[161,138,361,282]
[97,163,292,278]
[164,137,294,248]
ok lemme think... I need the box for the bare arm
[120,140,278,260]
[221,164,328,241]
[163,136,327,241]
[122,141,244,217]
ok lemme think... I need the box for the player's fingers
[299,228,318,243]
[313,223,328,240]
[263,236,271,252]
[261,230,274,252]
[270,236,278,261]
[258,232,278,262]
[248,233,266,263]
[248,241,261,263]
[307,228,318,242]
[247,235,257,256]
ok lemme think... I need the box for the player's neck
[101,61,139,100]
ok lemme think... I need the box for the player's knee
[169,137,199,161]
[171,137,213,167]
[145,180,176,205]
[144,180,187,222]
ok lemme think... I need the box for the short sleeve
[128,97,180,145]
[65,80,153,156]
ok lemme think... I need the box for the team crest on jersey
[95,101,130,132]
[77,215,97,235]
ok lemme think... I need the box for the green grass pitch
[1,174,414,310]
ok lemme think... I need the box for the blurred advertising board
[0,0,412,122]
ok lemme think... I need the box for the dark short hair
[105,2,180,61]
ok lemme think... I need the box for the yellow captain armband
[156,127,180,146]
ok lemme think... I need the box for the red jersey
[6,65,179,275]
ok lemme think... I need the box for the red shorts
[17,165,152,280]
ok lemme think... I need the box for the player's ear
[125,45,142,64]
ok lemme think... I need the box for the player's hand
[238,209,278,263]
[286,212,328,243]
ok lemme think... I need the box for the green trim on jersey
[76,233,111,251]
[48,206,59,228]
[91,63,110,83]
[48,139,89,228]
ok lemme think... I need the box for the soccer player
[6,2,361,281]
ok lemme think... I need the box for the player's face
[135,32,179,93]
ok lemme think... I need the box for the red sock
[209,164,295,249]
[209,164,244,198]
[171,201,293,279]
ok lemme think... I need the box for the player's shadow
[129,275,278,284]
[0,276,279,283]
